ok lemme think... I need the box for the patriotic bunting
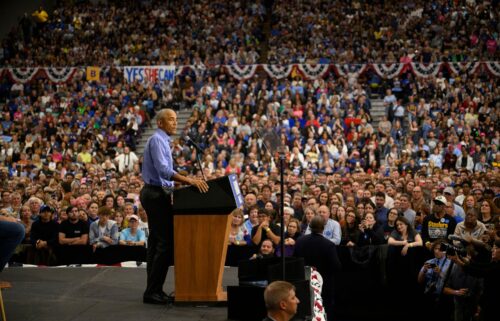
[333,64,367,79]
[484,61,500,77]
[45,67,77,83]
[447,62,481,76]
[187,64,207,78]
[224,64,258,80]
[8,67,40,83]
[175,65,186,76]
[371,63,405,79]
[262,64,293,79]
[1,62,499,84]
[410,62,443,78]
[296,64,330,79]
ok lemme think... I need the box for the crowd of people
[2,1,498,67]
[1,0,265,67]
[268,0,498,64]
[0,0,499,320]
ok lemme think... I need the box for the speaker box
[227,285,266,321]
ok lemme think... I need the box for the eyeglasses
[481,204,490,207]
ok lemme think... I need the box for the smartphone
[428,263,437,269]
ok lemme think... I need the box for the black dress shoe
[160,291,175,302]
[143,293,168,305]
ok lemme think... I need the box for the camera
[439,242,467,256]
[428,263,437,269]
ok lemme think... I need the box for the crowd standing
[0,0,499,320]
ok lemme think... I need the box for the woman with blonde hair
[228,208,250,246]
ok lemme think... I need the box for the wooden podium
[172,174,243,303]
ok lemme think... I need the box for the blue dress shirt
[142,129,177,188]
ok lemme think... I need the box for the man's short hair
[375,191,386,199]
[61,181,72,193]
[264,281,295,311]
[399,193,410,201]
[309,215,325,234]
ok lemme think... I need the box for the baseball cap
[443,187,455,196]
[434,195,448,206]
[128,214,140,221]
[40,205,54,213]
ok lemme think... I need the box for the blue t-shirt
[120,228,145,242]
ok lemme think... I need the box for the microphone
[184,135,204,152]
[183,135,207,181]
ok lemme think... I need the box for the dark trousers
[140,185,174,296]
[0,221,25,271]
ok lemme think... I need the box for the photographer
[452,239,500,321]
[417,239,452,318]
[443,247,484,321]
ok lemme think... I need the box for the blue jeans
[0,220,25,271]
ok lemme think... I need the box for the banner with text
[123,65,175,84]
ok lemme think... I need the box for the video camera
[440,242,467,256]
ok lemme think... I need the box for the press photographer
[443,248,483,321]
[417,239,452,319]
[449,240,500,321]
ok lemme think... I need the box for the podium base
[174,291,227,306]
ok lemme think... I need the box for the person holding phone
[417,239,452,318]
[418,240,451,295]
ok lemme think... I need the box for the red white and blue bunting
[333,64,366,78]
[371,63,405,79]
[187,64,207,78]
[224,64,258,80]
[44,67,77,83]
[176,66,186,76]
[262,64,293,79]
[296,64,330,80]
[8,67,40,83]
[447,62,481,76]
[2,62,500,83]
[484,61,500,77]
[410,62,443,78]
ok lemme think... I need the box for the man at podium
[140,108,209,305]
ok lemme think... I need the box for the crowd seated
[1,0,265,67]
[0,1,499,319]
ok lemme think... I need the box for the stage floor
[1,266,238,321]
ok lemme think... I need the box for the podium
[173,174,243,303]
